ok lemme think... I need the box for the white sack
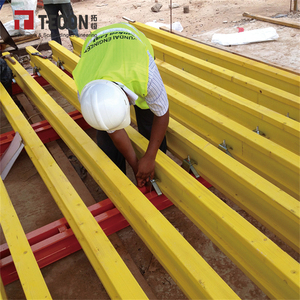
[211,27,279,46]
[11,0,38,35]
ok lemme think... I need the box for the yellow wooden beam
[152,41,300,121]
[0,82,148,300]
[70,35,83,56]
[41,42,300,249]
[125,125,300,300]
[157,59,300,150]
[8,50,239,300]
[25,45,300,300]
[0,175,52,299]
[129,109,300,253]
[50,40,80,74]
[0,275,7,300]
[166,118,300,252]
[129,21,300,96]
[167,85,300,199]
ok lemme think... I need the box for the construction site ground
[0,0,299,299]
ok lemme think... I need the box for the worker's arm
[136,109,169,187]
[108,129,139,175]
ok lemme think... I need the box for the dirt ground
[0,0,300,299]
[1,0,300,72]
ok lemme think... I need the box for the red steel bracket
[0,177,212,285]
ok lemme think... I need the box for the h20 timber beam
[68,37,300,133]
[156,59,300,153]
[129,21,300,96]
[70,35,84,57]
[167,86,300,199]
[130,110,300,253]
[125,125,300,300]
[0,175,52,300]
[51,42,80,74]
[39,41,300,251]
[27,47,300,300]
[166,118,300,253]
[64,38,300,197]
[0,277,7,300]
[10,51,239,300]
[151,40,300,122]
[0,83,149,300]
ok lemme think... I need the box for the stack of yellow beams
[0,21,299,299]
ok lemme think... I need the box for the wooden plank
[0,178,52,299]
[243,12,300,29]
[0,277,7,300]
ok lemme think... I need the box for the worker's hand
[136,155,155,187]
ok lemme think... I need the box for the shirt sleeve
[145,52,169,117]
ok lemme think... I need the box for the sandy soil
[1,0,300,72]
[1,1,299,299]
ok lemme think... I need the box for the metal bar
[151,40,300,122]
[128,21,300,95]
[0,177,52,299]
[0,188,175,286]
[166,85,300,199]
[10,49,239,300]
[125,124,300,300]
[0,110,90,156]
[243,12,300,29]
[0,82,149,300]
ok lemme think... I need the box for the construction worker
[43,0,79,45]
[73,23,169,188]
[0,57,22,109]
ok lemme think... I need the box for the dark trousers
[0,58,21,108]
[44,3,79,44]
[97,106,167,174]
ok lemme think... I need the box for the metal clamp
[182,156,200,178]
[253,126,265,136]
[286,112,295,120]
[150,178,162,196]
[33,66,41,77]
[218,140,233,157]
[57,59,65,70]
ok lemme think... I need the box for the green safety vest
[73,23,154,109]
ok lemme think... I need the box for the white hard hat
[80,79,131,131]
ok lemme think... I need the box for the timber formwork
[0,22,299,300]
